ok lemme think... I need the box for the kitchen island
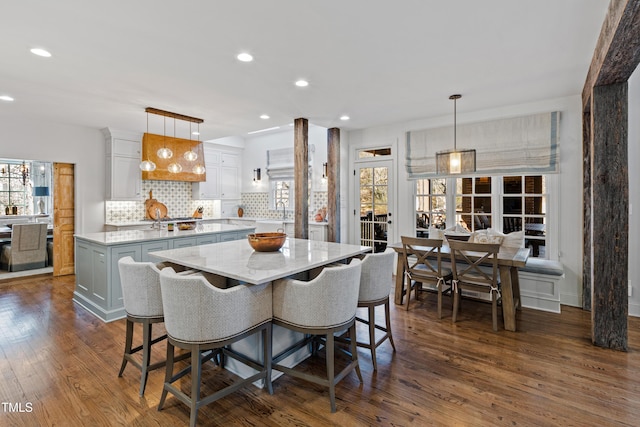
[149,237,370,383]
[73,223,255,322]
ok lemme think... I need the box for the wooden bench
[518,258,565,313]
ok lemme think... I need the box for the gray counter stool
[158,268,273,427]
[354,248,396,371]
[118,256,174,396]
[272,259,362,413]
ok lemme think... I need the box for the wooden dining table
[388,241,529,331]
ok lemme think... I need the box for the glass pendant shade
[139,159,156,172]
[157,147,173,159]
[183,150,198,161]
[193,164,206,175]
[435,149,476,175]
[167,162,182,173]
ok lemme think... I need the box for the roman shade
[266,145,314,179]
[406,112,559,178]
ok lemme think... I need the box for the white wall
[0,118,105,233]
[346,95,584,307]
[628,67,640,316]
[241,125,328,194]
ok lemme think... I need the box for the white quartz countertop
[76,223,255,245]
[105,217,329,227]
[149,237,370,285]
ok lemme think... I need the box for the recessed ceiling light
[340,115,350,121]
[0,95,14,102]
[30,48,52,57]
[192,131,200,136]
[260,114,270,119]
[237,52,253,62]
[295,80,309,87]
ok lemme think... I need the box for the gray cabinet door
[75,241,93,296]
[197,235,219,245]
[171,237,198,249]
[109,244,142,309]
[142,240,170,261]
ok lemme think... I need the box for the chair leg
[384,300,396,352]
[437,282,443,319]
[158,341,175,411]
[350,323,362,383]
[326,333,336,413]
[139,320,152,396]
[118,319,133,377]
[367,305,378,371]
[452,287,460,324]
[404,277,412,311]
[190,345,202,427]
[492,292,498,332]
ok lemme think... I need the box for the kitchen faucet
[152,208,162,230]
[276,201,286,221]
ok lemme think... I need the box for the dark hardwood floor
[1,273,639,426]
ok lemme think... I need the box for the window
[357,147,391,159]
[415,178,446,229]
[0,162,33,215]
[270,179,293,210]
[414,174,549,258]
[502,175,547,258]
[456,177,492,232]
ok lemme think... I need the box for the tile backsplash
[106,181,328,223]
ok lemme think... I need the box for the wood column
[327,128,340,242]
[294,118,309,239]
[590,83,628,350]
[582,110,592,311]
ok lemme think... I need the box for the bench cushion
[520,258,564,276]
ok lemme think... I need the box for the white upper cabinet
[103,128,143,201]
[192,147,240,200]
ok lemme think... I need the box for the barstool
[117,256,168,396]
[354,248,396,371]
[271,259,362,413]
[157,268,273,427]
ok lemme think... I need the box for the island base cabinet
[73,228,253,322]
[73,240,141,322]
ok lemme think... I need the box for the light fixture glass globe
[167,163,182,173]
[139,160,156,171]
[193,164,206,175]
[157,147,173,159]
[183,150,198,161]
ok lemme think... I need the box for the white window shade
[266,145,313,179]
[406,112,559,178]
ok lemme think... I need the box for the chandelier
[435,94,476,175]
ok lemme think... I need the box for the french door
[355,160,394,252]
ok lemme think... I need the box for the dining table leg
[394,259,405,305]
[499,266,517,331]
[510,266,521,310]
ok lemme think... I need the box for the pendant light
[167,118,182,173]
[435,94,476,175]
[140,112,157,171]
[157,116,173,159]
[183,122,198,162]
[192,123,206,175]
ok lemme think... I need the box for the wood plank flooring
[1,273,640,426]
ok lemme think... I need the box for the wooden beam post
[327,128,340,242]
[582,110,592,311]
[590,82,628,350]
[294,118,309,239]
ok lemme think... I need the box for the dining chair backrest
[0,223,48,271]
[159,268,272,343]
[401,236,446,280]
[448,240,500,288]
[118,256,164,318]
[358,248,395,303]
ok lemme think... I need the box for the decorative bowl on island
[247,232,287,252]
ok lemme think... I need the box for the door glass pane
[359,166,389,252]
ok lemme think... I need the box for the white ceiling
[0,1,609,141]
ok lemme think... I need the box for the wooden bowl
[247,232,287,252]
[178,222,196,230]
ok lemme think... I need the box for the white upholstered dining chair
[0,223,48,272]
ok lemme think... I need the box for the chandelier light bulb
[157,147,173,159]
[139,160,156,172]
[167,163,182,173]
[183,150,198,161]
[193,164,206,175]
